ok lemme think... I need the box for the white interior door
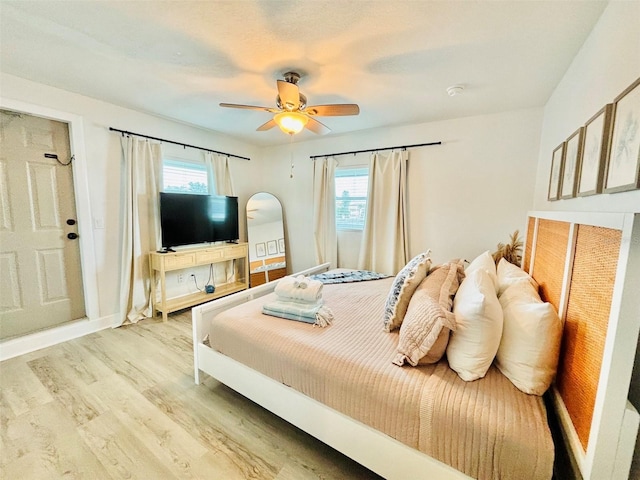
[0,110,85,340]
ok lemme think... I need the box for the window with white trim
[335,167,369,231]
[162,159,208,194]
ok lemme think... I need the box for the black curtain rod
[309,141,441,160]
[109,127,250,161]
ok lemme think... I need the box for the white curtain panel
[206,152,236,196]
[312,157,338,268]
[118,136,162,325]
[206,152,237,282]
[358,150,409,275]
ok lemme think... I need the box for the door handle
[67,232,78,240]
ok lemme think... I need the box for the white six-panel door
[0,110,85,340]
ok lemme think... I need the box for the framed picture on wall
[604,77,640,193]
[548,142,565,201]
[560,127,583,199]
[256,243,266,257]
[278,238,285,253]
[577,105,613,196]
[267,240,277,255]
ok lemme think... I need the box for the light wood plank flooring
[1,311,383,479]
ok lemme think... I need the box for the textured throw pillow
[465,250,498,292]
[383,251,432,332]
[496,258,538,297]
[446,268,503,381]
[393,297,456,366]
[393,260,465,366]
[496,283,563,395]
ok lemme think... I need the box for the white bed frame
[192,263,471,480]
[192,211,640,480]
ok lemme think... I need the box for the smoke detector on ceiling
[446,85,464,97]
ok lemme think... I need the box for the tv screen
[160,193,239,248]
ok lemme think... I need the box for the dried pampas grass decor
[492,230,523,267]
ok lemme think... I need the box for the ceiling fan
[219,71,360,135]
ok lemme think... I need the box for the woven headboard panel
[525,212,639,480]
[556,225,621,451]
[531,219,570,309]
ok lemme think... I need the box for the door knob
[67,232,78,240]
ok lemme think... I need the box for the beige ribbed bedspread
[209,278,554,480]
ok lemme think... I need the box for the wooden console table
[149,243,248,321]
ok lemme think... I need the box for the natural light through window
[163,159,208,194]
[335,167,369,231]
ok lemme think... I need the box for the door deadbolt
[66,219,76,225]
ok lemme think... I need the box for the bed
[192,211,640,480]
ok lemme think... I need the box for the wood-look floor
[0,311,382,480]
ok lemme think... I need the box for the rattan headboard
[524,212,640,480]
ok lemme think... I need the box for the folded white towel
[274,275,323,303]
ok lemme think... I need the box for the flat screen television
[159,192,239,248]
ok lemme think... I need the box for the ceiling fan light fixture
[274,111,308,135]
[446,85,464,97]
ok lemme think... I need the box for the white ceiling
[0,1,607,147]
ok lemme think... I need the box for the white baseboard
[0,315,118,361]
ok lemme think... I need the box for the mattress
[208,277,554,480]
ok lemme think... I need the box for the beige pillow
[495,282,563,395]
[383,251,432,332]
[496,258,538,297]
[446,268,504,381]
[393,261,465,366]
[466,250,498,292]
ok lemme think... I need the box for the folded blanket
[274,275,323,303]
[262,299,333,327]
[310,270,391,284]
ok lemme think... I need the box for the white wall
[532,2,640,477]
[0,73,261,323]
[533,1,640,213]
[259,107,543,273]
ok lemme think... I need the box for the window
[335,167,369,230]
[162,159,208,194]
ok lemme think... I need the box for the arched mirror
[247,192,286,287]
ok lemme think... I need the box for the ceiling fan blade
[219,103,277,112]
[304,104,360,116]
[305,117,331,135]
[256,119,277,131]
[277,80,299,110]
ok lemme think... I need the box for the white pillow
[446,269,503,381]
[496,258,538,297]
[496,284,563,396]
[465,250,498,292]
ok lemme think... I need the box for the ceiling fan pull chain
[289,133,295,179]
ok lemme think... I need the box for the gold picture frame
[267,240,277,255]
[560,127,584,199]
[548,142,565,201]
[603,77,640,193]
[577,104,612,197]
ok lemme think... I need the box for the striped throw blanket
[262,299,334,327]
